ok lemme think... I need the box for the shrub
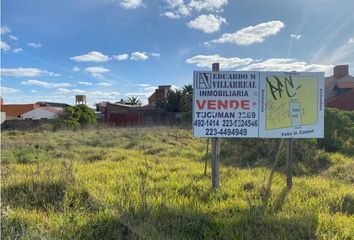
[62,105,96,130]
[318,108,354,152]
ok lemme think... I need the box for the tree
[166,89,184,112]
[165,85,193,113]
[181,84,192,112]
[126,96,142,105]
[63,105,96,129]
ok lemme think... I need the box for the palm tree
[164,84,193,112]
[181,84,192,112]
[166,89,183,112]
[126,96,142,105]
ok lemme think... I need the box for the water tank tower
[75,95,87,105]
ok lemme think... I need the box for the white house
[21,107,64,120]
[1,112,6,124]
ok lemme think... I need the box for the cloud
[72,89,86,94]
[188,0,228,12]
[27,42,42,48]
[204,20,285,46]
[71,51,110,62]
[31,90,38,93]
[150,52,161,57]
[72,66,80,72]
[125,92,151,97]
[0,41,11,52]
[113,52,158,61]
[9,35,18,41]
[22,79,73,88]
[348,38,354,44]
[85,66,110,74]
[12,48,23,54]
[163,0,191,18]
[1,86,20,94]
[137,83,151,87]
[0,26,11,35]
[113,53,129,61]
[57,88,71,93]
[131,51,149,60]
[187,14,226,33]
[124,83,157,98]
[239,58,333,75]
[85,66,110,79]
[316,42,354,66]
[90,91,120,97]
[290,34,302,40]
[105,0,143,9]
[78,81,93,86]
[57,88,86,94]
[163,11,181,19]
[137,83,157,92]
[186,54,253,69]
[1,68,59,77]
[186,55,333,75]
[120,0,143,9]
[163,0,228,19]
[97,82,113,87]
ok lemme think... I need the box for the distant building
[103,85,176,126]
[21,107,64,120]
[36,101,70,108]
[0,97,5,123]
[0,104,40,120]
[148,85,171,106]
[325,65,354,111]
[1,112,5,124]
[105,102,176,126]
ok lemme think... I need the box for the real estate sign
[193,71,324,138]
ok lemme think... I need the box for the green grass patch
[1,127,353,239]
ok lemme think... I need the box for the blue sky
[1,0,354,106]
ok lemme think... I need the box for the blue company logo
[196,73,211,89]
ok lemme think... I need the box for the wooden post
[212,138,220,188]
[286,139,293,189]
[211,62,220,189]
[204,138,210,176]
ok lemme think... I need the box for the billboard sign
[193,71,324,138]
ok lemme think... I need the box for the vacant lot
[1,127,354,239]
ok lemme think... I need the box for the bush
[62,105,96,130]
[318,108,354,152]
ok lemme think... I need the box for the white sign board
[193,71,324,138]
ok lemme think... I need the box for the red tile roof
[0,104,39,117]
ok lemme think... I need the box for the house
[105,102,176,126]
[325,65,354,111]
[1,112,5,124]
[148,85,171,106]
[21,107,64,120]
[0,103,64,120]
[104,85,176,126]
[0,97,5,124]
[0,104,39,120]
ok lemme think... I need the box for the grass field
[1,127,354,239]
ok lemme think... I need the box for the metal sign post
[211,63,220,189]
[286,139,293,189]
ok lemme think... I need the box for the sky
[1,0,354,106]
